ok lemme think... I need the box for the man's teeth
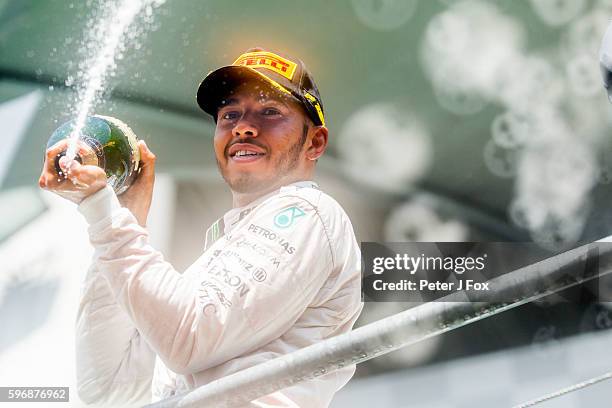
[234,150,262,157]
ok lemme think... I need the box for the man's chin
[224,173,273,194]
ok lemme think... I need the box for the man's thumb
[138,140,156,175]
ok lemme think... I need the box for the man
[38,47,363,407]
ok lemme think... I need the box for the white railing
[145,241,612,408]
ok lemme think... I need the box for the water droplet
[483,138,518,178]
[593,310,612,329]
[529,0,586,27]
[566,53,601,97]
[491,111,530,148]
[351,0,417,31]
[338,104,432,193]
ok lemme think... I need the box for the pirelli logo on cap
[233,51,298,81]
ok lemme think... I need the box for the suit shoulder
[278,185,348,217]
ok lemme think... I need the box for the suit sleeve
[75,262,155,406]
[77,185,334,376]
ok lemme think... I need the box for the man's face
[213,82,310,194]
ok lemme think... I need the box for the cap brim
[196,65,293,119]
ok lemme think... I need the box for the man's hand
[117,140,156,227]
[38,139,107,204]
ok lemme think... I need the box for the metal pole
[512,370,612,407]
[145,241,612,408]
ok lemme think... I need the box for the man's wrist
[77,184,122,225]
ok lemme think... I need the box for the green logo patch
[274,206,305,228]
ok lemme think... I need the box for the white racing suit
[75,180,363,407]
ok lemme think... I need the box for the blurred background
[2,0,612,406]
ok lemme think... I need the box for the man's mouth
[232,150,266,162]
[228,144,266,163]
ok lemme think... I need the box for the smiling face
[214,81,318,195]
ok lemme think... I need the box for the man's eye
[220,111,239,120]
[262,108,281,116]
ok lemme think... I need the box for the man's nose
[233,117,258,139]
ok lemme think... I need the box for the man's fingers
[39,171,71,190]
[58,155,71,172]
[45,140,70,160]
[138,140,156,177]
[56,159,104,189]
[39,141,108,203]
[139,140,156,162]
[68,162,104,179]
[38,173,54,189]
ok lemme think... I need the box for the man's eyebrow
[219,97,239,107]
[258,96,290,108]
[219,95,291,108]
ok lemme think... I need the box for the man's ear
[306,126,328,161]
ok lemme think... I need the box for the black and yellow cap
[196,48,325,127]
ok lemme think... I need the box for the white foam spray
[63,0,166,164]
